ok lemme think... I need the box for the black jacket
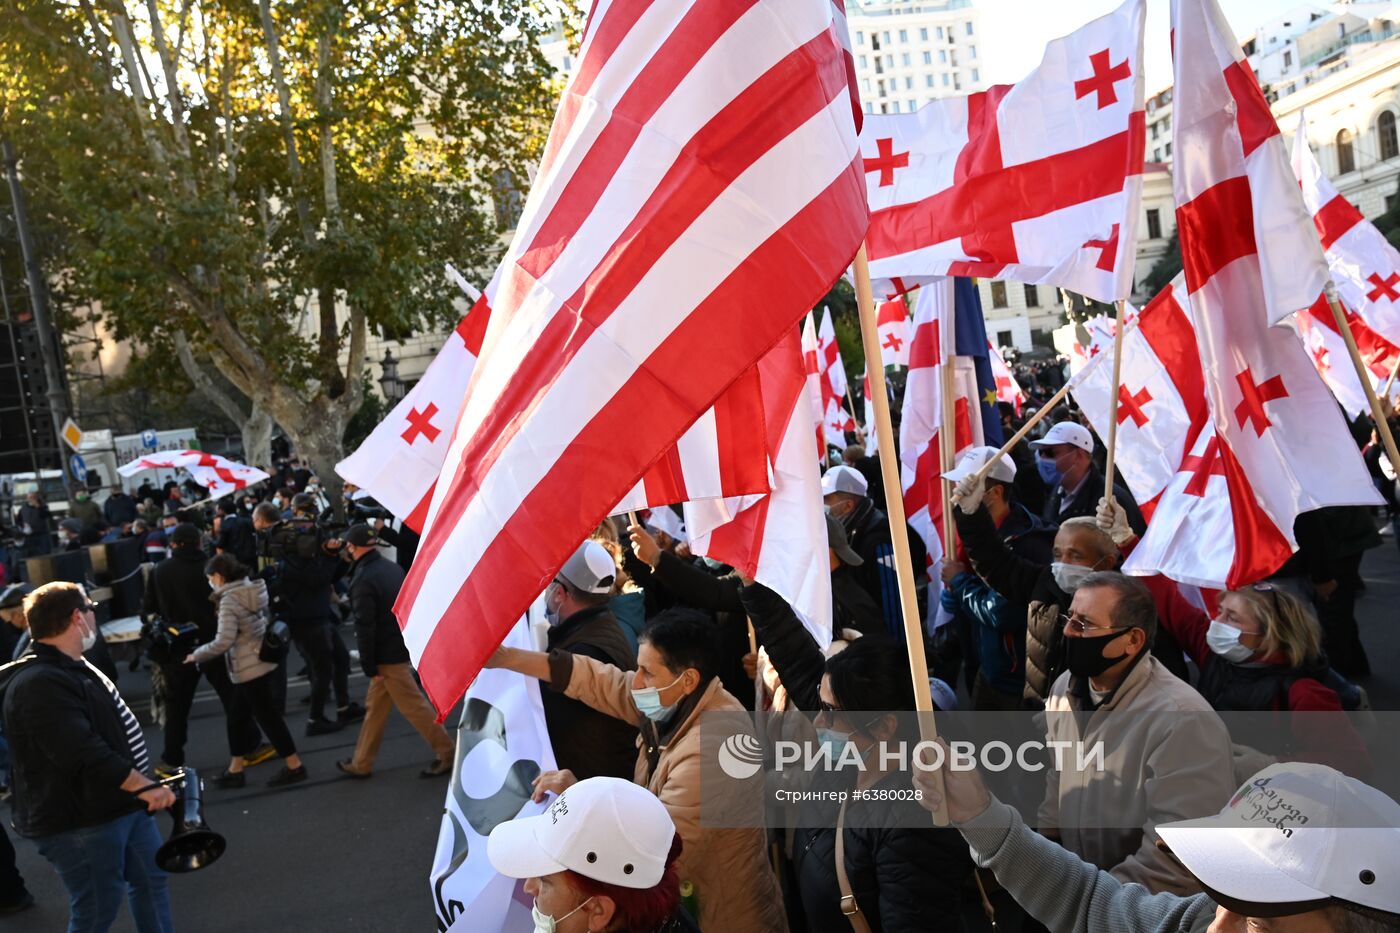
[278,549,340,625]
[0,645,146,838]
[738,583,969,932]
[103,493,138,526]
[216,512,258,566]
[1042,466,1145,534]
[542,605,639,781]
[142,547,218,642]
[348,550,410,676]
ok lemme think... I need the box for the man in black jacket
[1031,421,1145,534]
[102,486,138,528]
[335,525,453,779]
[0,582,177,931]
[537,540,639,781]
[143,522,266,773]
[214,500,257,566]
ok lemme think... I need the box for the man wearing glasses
[1039,571,1235,897]
[0,582,177,932]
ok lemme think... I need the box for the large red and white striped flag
[1122,0,1379,590]
[336,281,492,532]
[900,280,973,626]
[397,0,867,713]
[861,0,1145,301]
[817,307,856,446]
[684,329,832,647]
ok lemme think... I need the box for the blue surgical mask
[1037,455,1065,488]
[631,673,684,722]
[816,726,854,762]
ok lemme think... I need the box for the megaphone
[155,767,226,873]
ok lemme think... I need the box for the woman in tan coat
[488,608,786,932]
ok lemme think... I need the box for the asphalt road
[7,541,1400,931]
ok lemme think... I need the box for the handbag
[259,613,291,664]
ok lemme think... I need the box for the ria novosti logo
[717,734,765,779]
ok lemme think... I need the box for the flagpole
[1101,300,1128,508]
[1326,282,1400,473]
[852,245,949,827]
[1383,352,1400,400]
[939,335,957,561]
[967,376,1078,487]
[845,383,866,442]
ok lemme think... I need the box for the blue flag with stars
[950,277,1004,447]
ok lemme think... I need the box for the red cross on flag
[817,307,856,446]
[986,341,1026,416]
[118,451,269,499]
[860,0,1145,303]
[876,297,911,368]
[394,0,868,714]
[802,313,829,460]
[1294,306,1400,417]
[1067,276,1209,519]
[336,278,494,532]
[901,280,975,625]
[1120,0,1380,590]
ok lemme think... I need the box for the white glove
[951,474,985,515]
[1095,496,1134,547]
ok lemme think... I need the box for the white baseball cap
[557,540,616,595]
[1029,421,1094,453]
[487,777,676,889]
[942,446,1016,485]
[1158,762,1400,918]
[822,464,868,497]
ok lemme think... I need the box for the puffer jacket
[190,578,277,684]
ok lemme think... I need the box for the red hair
[565,834,684,931]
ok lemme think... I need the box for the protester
[103,486,138,527]
[0,581,177,932]
[134,518,167,563]
[187,553,307,788]
[143,523,270,776]
[69,487,102,531]
[0,583,26,663]
[485,609,787,933]
[15,492,52,559]
[214,499,258,567]
[1283,506,1382,678]
[333,524,453,779]
[1040,572,1236,895]
[915,757,1400,933]
[738,580,973,931]
[1030,421,1145,533]
[822,464,926,634]
[487,776,698,932]
[57,517,85,551]
[938,447,1055,710]
[528,540,639,782]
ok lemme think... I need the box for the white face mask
[543,582,564,627]
[1206,618,1256,663]
[79,618,97,652]
[531,896,591,933]
[1051,561,1095,594]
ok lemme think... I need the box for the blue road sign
[141,429,159,449]
[69,453,87,484]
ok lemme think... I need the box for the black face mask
[1064,627,1134,679]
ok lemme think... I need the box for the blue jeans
[36,809,175,933]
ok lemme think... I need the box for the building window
[883,31,891,44]
[950,49,958,66]
[1151,122,1159,139]
[920,27,928,41]
[1381,111,1399,161]
[1337,129,1356,173]
[937,26,944,39]
[1153,147,1162,161]
[1146,208,1162,240]
[871,33,881,50]
[899,29,908,42]
[902,53,911,66]
[885,54,893,67]
[966,21,974,36]
[926,74,934,88]
[924,51,933,65]
[861,77,871,92]
[856,31,864,45]
[1164,141,1172,157]
[908,99,916,110]
[1024,284,1039,307]
[1387,193,1399,213]
[891,101,901,113]
[942,73,950,87]
[970,45,977,59]
[1283,50,1292,69]
[859,55,867,68]
[905,76,913,90]
[954,72,962,90]
[972,68,979,82]
[880,102,888,113]
[991,281,1008,309]
[939,49,947,63]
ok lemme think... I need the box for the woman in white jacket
[185,553,306,788]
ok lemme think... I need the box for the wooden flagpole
[1101,300,1128,508]
[938,308,957,558]
[1326,282,1400,472]
[852,244,949,826]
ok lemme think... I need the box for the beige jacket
[1037,654,1236,895]
[564,655,787,933]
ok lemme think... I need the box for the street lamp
[378,348,404,402]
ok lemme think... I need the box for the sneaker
[336,759,372,780]
[212,770,246,789]
[337,702,366,723]
[419,758,452,779]
[266,765,308,788]
[305,718,343,737]
[242,744,277,767]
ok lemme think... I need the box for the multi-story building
[847,0,986,115]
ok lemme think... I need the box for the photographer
[251,502,362,735]
[143,523,268,775]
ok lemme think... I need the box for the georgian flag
[117,451,269,500]
[817,307,856,446]
[876,297,911,368]
[861,0,1146,302]
[987,341,1027,415]
[802,313,829,459]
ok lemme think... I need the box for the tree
[1141,228,1182,300]
[1,0,556,505]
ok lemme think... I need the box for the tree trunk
[275,403,349,519]
[242,403,274,471]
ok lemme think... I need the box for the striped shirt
[86,660,150,775]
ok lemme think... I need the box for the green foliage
[342,377,387,451]
[1,0,556,459]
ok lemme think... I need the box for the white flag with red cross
[861,0,1145,302]
[876,297,911,368]
[1124,0,1381,590]
[817,307,856,447]
[396,0,868,714]
[802,313,830,459]
[118,450,269,500]
[987,341,1027,416]
[862,367,879,457]
[1067,276,1209,519]
[336,283,493,532]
